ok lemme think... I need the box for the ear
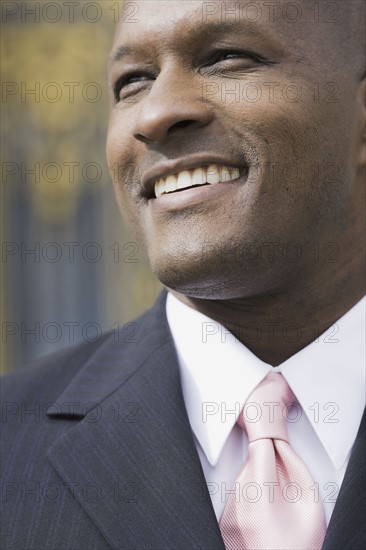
[360,76,366,169]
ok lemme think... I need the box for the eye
[202,49,271,72]
[216,51,247,61]
[113,73,154,102]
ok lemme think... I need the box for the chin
[149,250,274,300]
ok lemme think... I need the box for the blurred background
[1,0,162,373]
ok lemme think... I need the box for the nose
[132,67,213,145]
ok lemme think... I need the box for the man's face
[107,0,364,299]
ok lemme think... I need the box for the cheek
[213,86,344,245]
[107,115,136,200]
[248,85,337,185]
[106,114,130,167]
[106,122,137,213]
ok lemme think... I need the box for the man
[1,1,365,549]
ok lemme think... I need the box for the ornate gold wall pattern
[1,1,162,373]
[2,12,113,224]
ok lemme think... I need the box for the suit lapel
[45,289,365,549]
[322,408,366,549]
[46,292,225,549]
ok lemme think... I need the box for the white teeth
[192,167,205,185]
[154,164,241,198]
[177,170,191,189]
[206,164,220,184]
[165,174,177,193]
[220,166,232,182]
[155,179,164,196]
[231,167,240,180]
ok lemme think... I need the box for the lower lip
[148,177,245,212]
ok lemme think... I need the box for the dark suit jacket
[1,291,365,549]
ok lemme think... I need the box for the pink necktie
[219,372,327,550]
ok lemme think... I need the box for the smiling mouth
[154,164,241,198]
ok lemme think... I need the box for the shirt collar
[166,293,365,470]
[279,297,366,469]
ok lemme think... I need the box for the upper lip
[141,154,247,198]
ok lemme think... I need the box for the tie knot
[238,373,295,442]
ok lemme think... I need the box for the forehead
[112,0,334,54]
[109,0,349,76]
[117,0,341,39]
[114,0,286,44]
[115,1,210,40]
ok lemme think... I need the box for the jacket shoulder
[1,334,112,403]
[1,290,168,403]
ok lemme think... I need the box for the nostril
[170,120,196,132]
[134,133,155,145]
[134,120,197,144]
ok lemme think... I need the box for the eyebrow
[197,20,260,37]
[108,20,277,67]
[108,45,135,66]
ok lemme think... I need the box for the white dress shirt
[166,293,366,525]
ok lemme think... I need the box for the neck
[170,257,365,366]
